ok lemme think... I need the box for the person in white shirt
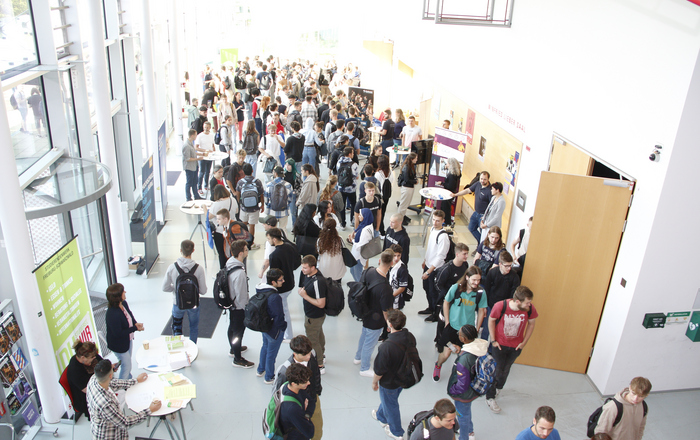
[398,115,423,166]
[420,210,451,321]
[258,123,285,181]
[196,122,216,194]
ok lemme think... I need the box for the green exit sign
[667,311,691,324]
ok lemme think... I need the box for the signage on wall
[157,121,167,222]
[142,156,159,276]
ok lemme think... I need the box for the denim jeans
[113,341,133,380]
[380,139,394,156]
[454,399,474,439]
[185,169,201,201]
[376,386,404,436]
[280,290,294,340]
[355,326,382,371]
[258,331,284,381]
[198,160,212,190]
[350,259,363,282]
[245,154,258,178]
[486,345,522,399]
[289,193,298,226]
[302,146,317,168]
[468,212,483,243]
[172,304,201,343]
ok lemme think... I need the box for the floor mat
[161,297,222,339]
[167,171,182,186]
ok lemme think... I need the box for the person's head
[301,255,317,275]
[318,200,332,218]
[220,94,228,102]
[390,244,403,265]
[106,283,125,308]
[377,156,390,177]
[266,227,284,245]
[301,163,314,176]
[245,120,256,135]
[212,165,224,180]
[384,108,392,118]
[290,120,301,133]
[242,163,253,176]
[364,182,376,199]
[379,249,394,269]
[373,144,383,157]
[315,121,324,132]
[199,106,207,115]
[225,115,233,126]
[216,209,231,227]
[335,119,345,131]
[289,335,313,362]
[498,251,514,275]
[389,213,403,231]
[458,266,482,293]
[408,115,416,127]
[531,406,556,439]
[491,182,503,195]
[231,239,249,260]
[386,309,406,331]
[484,226,503,249]
[285,362,311,390]
[433,399,457,430]
[627,377,652,404]
[267,123,277,134]
[442,119,450,129]
[236,149,246,163]
[293,101,302,110]
[343,146,353,158]
[403,152,417,171]
[263,216,278,231]
[513,285,534,311]
[346,121,355,133]
[527,216,533,229]
[453,242,469,263]
[363,163,374,177]
[94,359,113,384]
[203,121,211,133]
[188,128,197,141]
[273,166,284,178]
[192,98,199,107]
[180,239,195,257]
[480,171,490,186]
[330,109,338,120]
[73,340,98,365]
[447,158,461,176]
[261,96,270,108]
[432,210,445,229]
[266,268,285,289]
[458,324,478,345]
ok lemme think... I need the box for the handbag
[262,157,276,174]
[360,235,383,259]
[341,240,358,267]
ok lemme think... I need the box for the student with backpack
[297,255,328,374]
[251,268,287,384]
[235,162,265,250]
[274,363,315,440]
[336,146,359,221]
[431,241,471,327]
[370,309,419,440]
[397,152,418,225]
[406,399,459,440]
[445,324,489,440]
[420,210,452,321]
[226,239,255,368]
[161,240,207,343]
[267,227,301,341]
[480,251,521,344]
[241,120,260,177]
[590,377,651,440]
[264,166,293,230]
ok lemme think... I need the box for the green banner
[220,48,238,67]
[34,237,98,374]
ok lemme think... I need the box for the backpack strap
[174,263,184,275]
[611,397,624,428]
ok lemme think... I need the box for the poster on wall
[220,48,239,68]
[142,156,159,276]
[425,127,468,214]
[33,237,98,374]
[157,121,167,222]
[466,110,475,144]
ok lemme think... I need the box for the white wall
[381,0,700,392]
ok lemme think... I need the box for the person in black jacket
[440,158,462,227]
[293,204,321,256]
[191,106,208,134]
[105,283,144,379]
[371,309,416,440]
[66,341,103,420]
[267,228,299,341]
[255,269,288,384]
[384,214,411,265]
[279,363,315,440]
[397,152,418,225]
[480,251,521,344]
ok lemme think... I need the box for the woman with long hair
[397,152,418,225]
[474,226,505,276]
[105,283,143,379]
[317,218,346,282]
[350,208,375,282]
[208,184,239,268]
[293,204,321,256]
[297,164,319,209]
[318,175,346,229]
[242,120,260,177]
[314,200,340,228]
[255,95,270,136]
[393,108,405,147]
[233,91,245,143]
[441,157,462,227]
[375,156,392,235]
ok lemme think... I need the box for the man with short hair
[266,228,299,342]
[273,335,324,440]
[161,240,207,343]
[256,64,273,96]
[356,250,395,376]
[298,255,328,373]
[186,98,200,127]
[408,399,458,440]
[86,359,161,440]
[287,101,303,135]
[191,105,208,134]
[327,120,346,165]
[594,377,651,440]
[354,182,382,235]
[285,120,305,163]
[264,166,294,230]
[384,214,411,265]
[432,241,471,328]
[479,182,505,241]
[324,109,339,140]
[227,239,255,368]
[400,115,423,151]
[480,251,521,343]
[388,244,408,310]
[278,363,315,440]
[255,268,287,384]
[183,129,204,201]
[453,171,492,244]
[515,406,561,440]
[337,146,359,219]
[379,109,395,156]
[442,120,451,130]
[371,309,416,440]
[486,285,538,413]
[196,121,216,195]
[235,163,265,250]
[301,95,317,125]
[420,210,451,321]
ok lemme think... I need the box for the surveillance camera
[649,145,662,162]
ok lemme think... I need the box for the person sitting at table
[86,359,161,440]
[66,340,103,420]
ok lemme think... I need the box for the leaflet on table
[164,335,183,342]
[129,390,156,409]
[138,352,168,368]
[163,384,196,400]
[158,372,188,386]
[166,399,186,409]
[167,341,185,350]
[169,351,191,370]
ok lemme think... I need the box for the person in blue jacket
[279,363,315,440]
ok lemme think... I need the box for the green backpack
[262,383,301,440]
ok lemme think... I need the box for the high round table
[419,187,454,245]
[134,336,199,373]
[179,200,212,268]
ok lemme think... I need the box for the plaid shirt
[264,177,293,218]
[86,376,151,440]
[301,102,317,123]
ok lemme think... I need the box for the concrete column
[0,81,65,423]
[169,0,184,148]
[86,0,129,278]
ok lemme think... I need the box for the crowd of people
[64,54,653,440]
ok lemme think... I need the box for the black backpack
[269,180,289,212]
[260,72,272,90]
[213,266,243,310]
[587,398,647,438]
[406,410,459,439]
[347,268,385,321]
[214,126,223,145]
[234,73,247,90]
[174,263,200,310]
[338,161,354,187]
[387,338,423,389]
[224,76,232,90]
[324,278,345,317]
[437,230,456,262]
[244,290,274,332]
[404,273,414,302]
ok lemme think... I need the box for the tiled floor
[46,142,700,440]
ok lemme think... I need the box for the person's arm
[517,319,536,350]
[476,307,486,332]
[488,316,498,347]
[298,286,326,309]
[510,235,521,256]
[593,400,618,436]
[161,267,174,292]
[443,299,451,328]
[375,207,382,232]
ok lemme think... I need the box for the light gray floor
[46,141,700,440]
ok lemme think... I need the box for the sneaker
[417,308,432,315]
[371,409,388,428]
[353,358,361,365]
[232,358,254,369]
[496,388,501,397]
[384,424,403,440]
[283,339,291,343]
[319,366,326,375]
[433,363,441,382]
[263,378,274,385]
[256,370,264,377]
[424,315,438,322]
[359,369,375,377]
[250,243,261,250]
[468,433,475,440]
[486,398,501,414]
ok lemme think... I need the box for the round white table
[135,336,199,373]
[179,200,212,268]
[125,372,194,440]
[419,187,455,245]
[206,151,229,163]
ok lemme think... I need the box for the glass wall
[0,0,38,80]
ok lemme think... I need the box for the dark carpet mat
[161,298,222,339]
[130,221,165,243]
[167,171,182,186]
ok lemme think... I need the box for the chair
[58,367,77,440]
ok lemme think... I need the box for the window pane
[0,0,39,80]
[4,78,53,175]
[61,70,80,156]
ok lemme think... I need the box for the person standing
[479,182,506,241]
[219,115,235,167]
[235,163,265,250]
[183,129,204,201]
[354,182,382,236]
[485,286,538,413]
[515,406,562,440]
[441,158,462,227]
[161,240,207,343]
[227,239,255,368]
[233,92,245,143]
[278,363,316,440]
[397,153,418,225]
[452,171,492,245]
[105,283,143,380]
[400,115,423,151]
[370,309,416,440]
[387,244,409,310]
[196,121,216,196]
[316,218,347,283]
[420,210,451,320]
[379,109,395,156]
[264,166,294,230]
[431,242,471,326]
[408,399,459,440]
[480,251,521,344]
[241,120,260,178]
[267,227,299,341]
[594,377,651,440]
[336,147,359,219]
[350,208,376,282]
[298,255,328,374]
[384,214,411,265]
[255,268,287,384]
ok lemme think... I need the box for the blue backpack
[470,354,496,395]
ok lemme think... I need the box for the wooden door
[549,137,593,176]
[516,172,633,373]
